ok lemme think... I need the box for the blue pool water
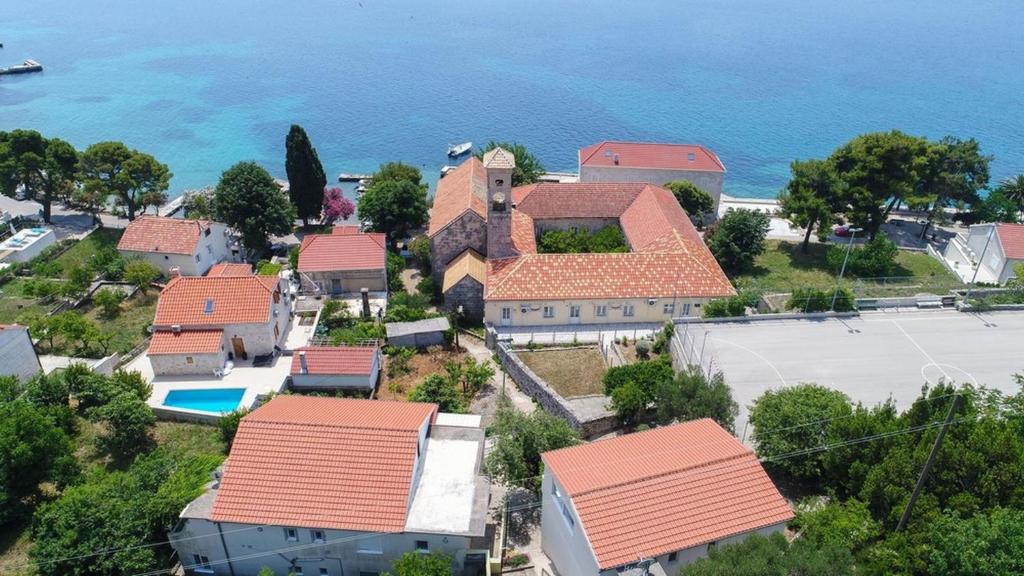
[162,388,246,414]
[1,0,1022,198]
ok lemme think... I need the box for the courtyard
[681,310,1024,436]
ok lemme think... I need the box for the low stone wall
[495,343,616,438]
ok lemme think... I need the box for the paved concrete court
[684,310,1024,435]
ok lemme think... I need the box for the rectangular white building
[117,216,238,277]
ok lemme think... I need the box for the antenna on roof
[613,154,620,165]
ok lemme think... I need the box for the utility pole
[831,227,862,311]
[896,394,962,532]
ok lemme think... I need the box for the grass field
[81,291,158,355]
[0,278,54,324]
[732,240,964,297]
[52,228,123,277]
[516,347,607,398]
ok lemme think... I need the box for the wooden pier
[338,172,372,182]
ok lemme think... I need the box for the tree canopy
[664,180,714,223]
[213,161,297,257]
[386,551,454,576]
[681,532,858,576]
[0,129,79,222]
[475,141,545,186]
[777,158,842,253]
[358,173,428,240]
[79,141,171,221]
[705,209,771,275]
[284,125,327,227]
[484,394,580,490]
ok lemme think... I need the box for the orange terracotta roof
[543,420,793,569]
[996,223,1024,259]
[332,225,361,235]
[291,346,377,376]
[148,329,224,355]
[206,263,253,277]
[117,216,211,255]
[209,396,437,532]
[297,232,386,273]
[579,141,726,173]
[154,276,280,326]
[486,252,734,301]
[442,249,487,292]
[510,210,537,254]
[514,183,647,220]
[427,158,487,237]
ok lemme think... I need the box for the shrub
[537,224,628,254]
[416,275,442,303]
[826,235,898,277]
[95,394,156,458]
[288,246,299,270]
[484,395,580,490]
[651,321,674,354]
[634,340,651,359]
[124,259,161,293]
[704,296,747,318]
[706,209,771,274]
[93,288,126,317]
[788,287,855,312]
[386,347,416,378]
[218,409,248,449]
[387,251,405,292]
[408,235,431,270]
[408,374,465,412]
[665,180,714,222]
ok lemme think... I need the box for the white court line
[712,336,788,387]
[890,320,952,381]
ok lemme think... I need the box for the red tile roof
[514,183,647,220]
[297,232,386,273]
[543,420,793,569]
[154,276,281,326]
[206,263,253,277]
[209,396,437,532]
[148,329,224,355]
[117,216,211,255]
[996,223,1024,260]
[579,141,725,173]
[332,225,361,235]
[427,158,487,237]
[291,346,377,376]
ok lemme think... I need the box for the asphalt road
[683,310,1024,436]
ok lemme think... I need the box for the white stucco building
[541,420,793,576]
[942,222,1024,285]
[0,324,42,381]
[289,345,381,390]
[147,267,290,376]
[117,216,239,277]
[168,396,491,576]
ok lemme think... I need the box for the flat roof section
[405,428,488,537]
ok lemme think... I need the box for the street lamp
[831,227,863,311]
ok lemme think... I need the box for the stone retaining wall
[495,343,617,438]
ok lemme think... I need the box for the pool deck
[130,353,291,420]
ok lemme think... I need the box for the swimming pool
[162,388,246,414]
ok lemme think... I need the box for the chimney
[613,153,620,165]
[298,350,308,374]
[170,267,181,278]
[361,288,371,319]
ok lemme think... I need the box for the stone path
[462,333,535,427]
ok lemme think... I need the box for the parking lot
[681,310,1024,436]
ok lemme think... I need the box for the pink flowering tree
[323,187,355,223]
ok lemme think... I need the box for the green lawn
[52,228,123,277]
[80,291,159,356]
[0,278,54,324]
[732,240,965,297]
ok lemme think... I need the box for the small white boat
[440,165,457,178]
[358,178,371,186]
[355,185,367,195]
[447,142,472,157]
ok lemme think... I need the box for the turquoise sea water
[1,0,1021,198]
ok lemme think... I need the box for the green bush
[706,209,771,274]
[387,251,405,292]
[788,287,855,312]
[218,409,248,449]
[826,235,898,278]
[386,347,416,378]
[408,374,465,413]
[94,393,156,458]
[537,225,629,254]
[417,274,442,303]
[408,235,431,270]
[704,296,747,318]
[93,288,126,317]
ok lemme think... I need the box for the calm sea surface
[1,0,1021,198]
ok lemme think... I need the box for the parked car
[834,224,853,237]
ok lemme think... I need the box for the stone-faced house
[428,148,735,328]
[147,271,290,376]
[297,226,388,296]
[117,216,238,277]
[578,141,727,217]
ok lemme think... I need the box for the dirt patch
[516,347,606,398]
[614,340,662,364]
[377,346,471,401]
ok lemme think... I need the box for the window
[681,303,692,316]
[285,527,298,542]
[186,356,194,364]
[543,306,554,318]
[274,324,280,339]
[501,307,511,321]
[192,555,211,569]
[274,289,281,303]
[622,304,635,317]
[320,569,329,576]
[195,254,201,263]
[707,541,718,553]
[663,303,675,315]
[668,552,678,563]
[206,244,213,255]
[358,536,383,555]
[552,483,574,529]
[204,227,212,237]
[569,305,580,319]
[595,305,607,317]
[415,540,429,553]
[164,255,170,260]
[311,530,325,543]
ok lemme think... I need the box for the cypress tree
[285,125,327,227]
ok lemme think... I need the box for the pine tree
[284,125,327,227]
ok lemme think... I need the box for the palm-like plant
[998,175,1024,217]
